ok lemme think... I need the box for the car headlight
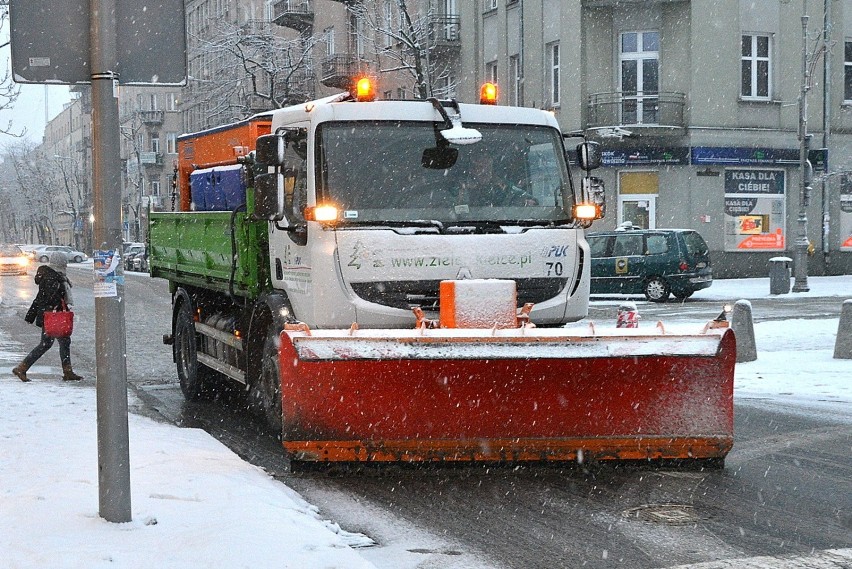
[17,257,29,266]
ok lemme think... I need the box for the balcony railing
[586,91,686,131]
[138,110,164,125]
[139,152,163,165]
[272,0,313,32]
[321,54,364,89]
[429,15,461,48]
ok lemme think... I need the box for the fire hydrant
[616,302,640,328]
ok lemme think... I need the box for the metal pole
[793,1,811,292]
[91,0,131,522]
[822,0,831,260]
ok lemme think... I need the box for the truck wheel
[253,325,283,434]
[644,277,671,303]
[174,302,212,400]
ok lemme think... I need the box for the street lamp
[793,4,812,293]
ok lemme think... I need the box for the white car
[33,245,89,264]
[0,244,30,275]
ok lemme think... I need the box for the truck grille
[350,279,568,311]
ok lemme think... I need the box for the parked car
[33,245,89,264]
[0,244,30,275]
[586,225,713,302]
[124,245,146,271]
[17,244,46,259]
[132,248,149,273]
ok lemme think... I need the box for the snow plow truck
[149,82,735,465]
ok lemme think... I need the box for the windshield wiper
[341,219,445,232]
[445,219,574,233]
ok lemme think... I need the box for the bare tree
[187,20,318,130]
[4,141,61,243]
[119,120,146,242]
[0,3,25,137]
[350,0,456,99]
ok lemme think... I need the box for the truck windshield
[316,121,576,228]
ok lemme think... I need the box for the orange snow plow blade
[277,326,735,464]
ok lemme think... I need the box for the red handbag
[43,299,74,338]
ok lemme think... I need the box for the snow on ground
[0,275,849,568]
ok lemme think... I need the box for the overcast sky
[1,20,74,147]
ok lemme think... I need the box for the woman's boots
[11,362,82,382]
[12,362,30,382]
[62,364,83,382]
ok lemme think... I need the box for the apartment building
[182,0,462,133]
[39,92,92,252]
[460,0,852,277]
[118,86,184,241]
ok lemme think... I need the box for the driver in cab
[457,154,538,210]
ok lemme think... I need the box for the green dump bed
[149,211,268,298]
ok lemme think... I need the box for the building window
[509,55,522,106]
[151,135,160,154]
[167,132,178,154]
[845,41,852,101]
[383,1,393,48]
[741,34,771,99]
[620,31,659,124]
[548,42,560,107]
[325,28,335,57]
[149,94,158,111]
[723,169,785,251]
[150,180,161,196]
[397,87,407,99]
[383,90,393,100]
[486,60,498,86]
[485,0,497,11]
[167,93,178,111]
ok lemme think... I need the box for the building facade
[119,86,184,241]
[460,0,852,277]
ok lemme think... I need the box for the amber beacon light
[355,77,376,102]
[480,82,498,105]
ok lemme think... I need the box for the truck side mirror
[583,176,606,219]
[255,134,287,166]
[576,141,601,171]
[253,172,286,221]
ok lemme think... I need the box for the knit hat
[48,251,67,274]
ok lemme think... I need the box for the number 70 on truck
[149,81,735,465]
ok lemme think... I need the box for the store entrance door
[618,171,658,229]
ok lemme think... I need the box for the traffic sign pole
[90,0,131,524]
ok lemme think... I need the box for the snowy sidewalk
[0,334,376,569]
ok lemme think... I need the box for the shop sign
[724,169,784,194]
[601,147,690,167]
[723,169,786,252]
[841,175,852,250]
[693,147,826,171]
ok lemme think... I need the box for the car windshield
[315,121,576,229]
[1,245,23,256]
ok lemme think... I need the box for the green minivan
[586,227,713,302]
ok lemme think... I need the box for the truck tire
[174,301,213,400]
[253,324,283,434]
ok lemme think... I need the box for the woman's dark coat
[24,266,68,328]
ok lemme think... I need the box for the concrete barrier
[834,299,852,360]
[731,299,757,363]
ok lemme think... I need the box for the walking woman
[12,252,83,382]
